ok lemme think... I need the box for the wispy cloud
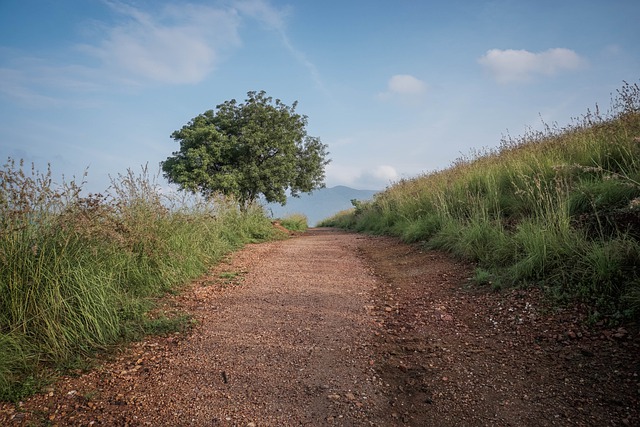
[0,66,61,107]
[0,0,323,106]
[0,56,103,108]
[478,48,586,84]
[78,1,241,84]
[233,0,289,31]
[378,74,427,103]
[0,2,244,106]
[234,0,326,92]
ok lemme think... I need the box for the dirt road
[1,228,638,426]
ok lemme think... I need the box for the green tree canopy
[161,91,330,209]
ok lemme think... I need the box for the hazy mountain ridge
[265,186,378,226]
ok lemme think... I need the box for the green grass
[143,314,195,336]
[0,162,277,401]
[320,81,640,319]
[218,270,248,287]
[278,213,309,232]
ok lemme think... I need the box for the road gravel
[1,228,638,426]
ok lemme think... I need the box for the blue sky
[1,0,638,193]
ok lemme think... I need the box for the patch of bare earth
[1,229,638,426]
[358,235,639,427]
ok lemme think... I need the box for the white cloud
[0,0,321,105]
[1,2,244,104]
[378,74,427,103]
[478,48,586,83]
[388,74,427,95]
[326,163,399,190]
[370,165,398,182]
[78,2,242,84]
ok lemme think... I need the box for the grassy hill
[321,81,640,320]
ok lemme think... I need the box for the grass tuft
[278,213,309,232]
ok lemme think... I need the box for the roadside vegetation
[321,81,640,320]
[278,213,309,232]
[0,163,279,401]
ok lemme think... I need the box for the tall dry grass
[321,81,640,319]
[0,161,276,400]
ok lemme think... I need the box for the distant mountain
[264,186,378,226]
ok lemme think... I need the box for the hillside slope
[321,82,640,318]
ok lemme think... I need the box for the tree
[161,91,330,209]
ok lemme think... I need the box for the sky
[0,0,639,193]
